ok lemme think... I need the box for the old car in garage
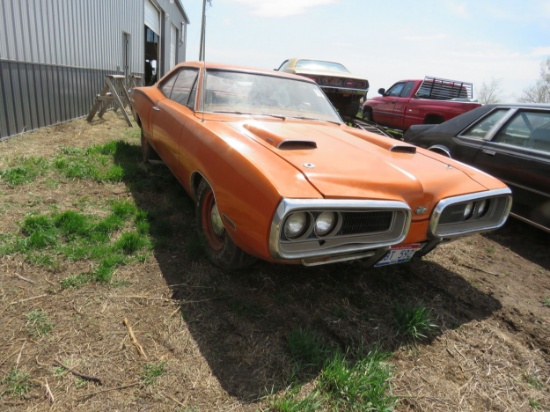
[403,104,550,233]
[131,62,512,270]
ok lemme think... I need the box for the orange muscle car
[131,62,512,270]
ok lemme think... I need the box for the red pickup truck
[362,76,481,131]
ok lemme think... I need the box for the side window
[171,68,199,106]
[400,81,415,97]
[160,73,178,97]
[461,109,508,140]
[386,82,405,97]
[494,111,550,151]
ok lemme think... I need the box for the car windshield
[202,69,342,123]
[295,60,349,73]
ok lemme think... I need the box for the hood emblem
[415,206,428,215]
[303,163,316,169]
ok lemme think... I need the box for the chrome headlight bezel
[270,199,412,260]
[429,188,512,238]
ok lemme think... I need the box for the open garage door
[144,0,161,85]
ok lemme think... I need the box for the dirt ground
[1,113,549,411]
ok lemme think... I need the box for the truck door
[373,82,406,128]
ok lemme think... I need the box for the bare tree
[477,78,502,104]
[519,58,550,103]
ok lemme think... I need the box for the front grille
[338,211,393,235]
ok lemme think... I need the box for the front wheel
[195,181,256,271]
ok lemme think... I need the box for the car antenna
[199,0,212,123]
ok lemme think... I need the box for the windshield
[295,60,349,73]
[201,70,342,124]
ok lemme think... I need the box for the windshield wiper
[289,116,341,125]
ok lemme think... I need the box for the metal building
[0,0,190,140]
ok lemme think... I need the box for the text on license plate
[374,244,421,267]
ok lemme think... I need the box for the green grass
[287,328,327,372]
[1,201,151,284]
[268,387,324,412]
[141,361,167,386]
[0,156,48,186]
[393,302,438,340]
[319,350,396,411]
[542,297,550,308]
[60,273,93,289]
[1,368,32,398]
[25,309,53,336]
[272,347,397,412]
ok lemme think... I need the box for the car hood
[232,120,494,217]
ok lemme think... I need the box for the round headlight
[284,212,309,239]
[477,199,488,217]
[315,211,337,236]
[463,202,474,219]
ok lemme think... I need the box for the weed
[319,350,396,411]
[60,273,93,289]
[1,368,32,398]
[116,232,148,254]
[542,297,550,308]
[529,398,540,409]
[485,247,495,253]
[268,387,324,412]
[25,309,53,336]
[524,373,544,389]
[287,328,327,370]
[393,302,438,340]
[141,361,167,385]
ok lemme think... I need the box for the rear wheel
[195,181,256,270]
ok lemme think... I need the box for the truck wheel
[195,181,256,271]
[362,107,373,121]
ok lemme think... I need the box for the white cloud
[228,0,339,17]
[530,46,550,57]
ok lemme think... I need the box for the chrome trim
[427,144,451,157]
[429,188,512,238]
[301,250,378,267]
[510,213,550,234]
[269,198,412,260]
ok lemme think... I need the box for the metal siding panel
[0,1,9,59]
[5,1,17,60]
[27,0,39,63]
[22,64,37,130]
[33,64,46,128]
[0,61,12,138]
[9,63,24,134]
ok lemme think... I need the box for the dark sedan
[403,104,550,233]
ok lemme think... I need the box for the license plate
[375,244,421,267]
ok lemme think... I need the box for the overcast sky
[182,0,550,102]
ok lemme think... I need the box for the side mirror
[378,88,386,95]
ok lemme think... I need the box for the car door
[372,82,406,128]
[471,109,550,230]
[451,108,511,163]
[151,68,200,177]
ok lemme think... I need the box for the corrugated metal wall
[0,0,188,139]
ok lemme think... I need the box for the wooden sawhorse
[87,75,133,126]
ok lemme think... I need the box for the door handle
[482,149,496,156]
[153,106,160,111]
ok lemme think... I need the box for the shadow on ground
[485,218,550,271]
[115,146,503,402]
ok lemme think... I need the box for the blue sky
[182,0,550,101]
